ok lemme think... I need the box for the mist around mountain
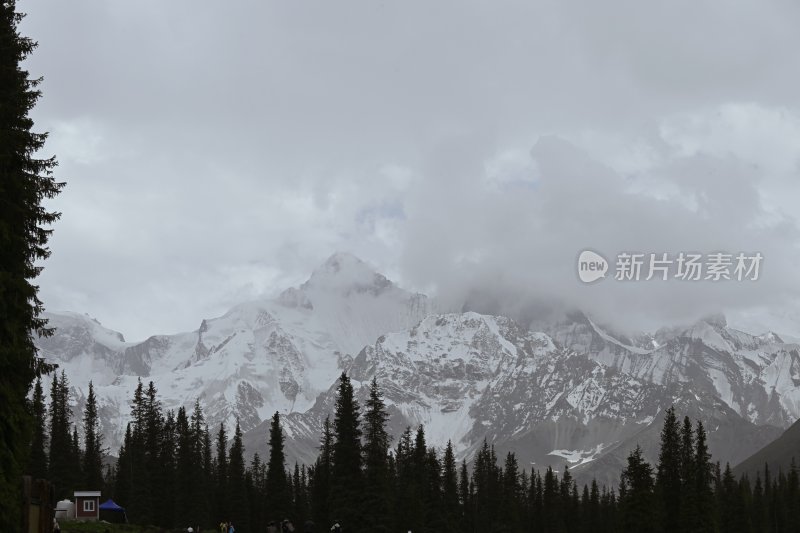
[36,253,800,487]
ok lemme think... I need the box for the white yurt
[54,499,75,520]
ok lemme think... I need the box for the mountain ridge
[34,253,800,488]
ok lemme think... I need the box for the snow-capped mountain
[37,253,430,452]
[35,253,800,489]
[265,310,788,487]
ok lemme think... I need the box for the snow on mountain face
[37,253,430,453]
[35,255,800,483]
[272,312,745,475]
[543,311,800,426]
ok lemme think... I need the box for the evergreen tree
[619,445,654,533]
[361,377,391,533]
[530,470,543,533]
[174,406,192,525]
[788,459,800,532]
[393,426,422,533]
[459,459,473,533]
[82,381,104,489]
[143,382,163,477]
[413,425,431,523]
[114,424,133,508]
[751,474,765,533]
[189,399,209,526]
[155,410,176,528]
[265,411,290,521]
[249,453,266,529]
[719,464,746,533]
[561,464,578,533]
[131,379,145,436]
[201,424,213,488]
[215,422,230,522]
[587,479,601,533]
[71,426,82,486]
[126,380,151,523]
[542,466,562,533]
[501,452,522,532]
[425,447,445,533]
[693,421,714,533]
[27,376,48,479]
[312,416,333,528]
[441,441,460,532]
[228,419,249,531]
[0,0,63,526]
[655,406,682,533]
[679,415,696,533]
[330,372,362,529]
[292,463,310,526]
[48,371,73,498]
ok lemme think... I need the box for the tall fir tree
[155,410,176,528]
[693,421,714,533]
[265,411,290,521]
[361,377,391,533]
[70,425,81,480]
[175,406,203,526]
[0,0,63,527]
[27,376,48,479]
[425,447,445,533]
[228,419,250,531]
[656,406,682,533]
[459,459,473,533]
[215,422,230,522]
[619,445,655,533]
[330,372,362,529]
[201,424,213,489]
[679,415,697,533]
[114,424,133,508]
[189,399,209,526]
[126,380,151,523]
[542,466,562,533]
[82,381,104,489]
[441,441,461,533]
[249,453,266,529]
[48,371,73,498]
[292,463,310,526]
[501,452,522,532]
[311,416,333,528]
[393,426,422,533]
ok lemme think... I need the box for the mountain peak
[700,312,728,329]
[319,251,369,273]
[303,252,393,294]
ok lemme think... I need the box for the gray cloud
[19,0,800,339]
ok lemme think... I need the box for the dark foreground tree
[330,372,362,528]
[361,377,391,533]
[27,376,48,479]
[265,411,290,521]
[0,0,63,528]
[49,371,73,498]
[228,420,249,531]
[82,381,104,489]
[656,406,682,532]
[619,445,654,533]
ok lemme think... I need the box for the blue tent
[99,499,124,512]
[99,499,127,523]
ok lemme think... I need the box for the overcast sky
[20,0,800,341]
